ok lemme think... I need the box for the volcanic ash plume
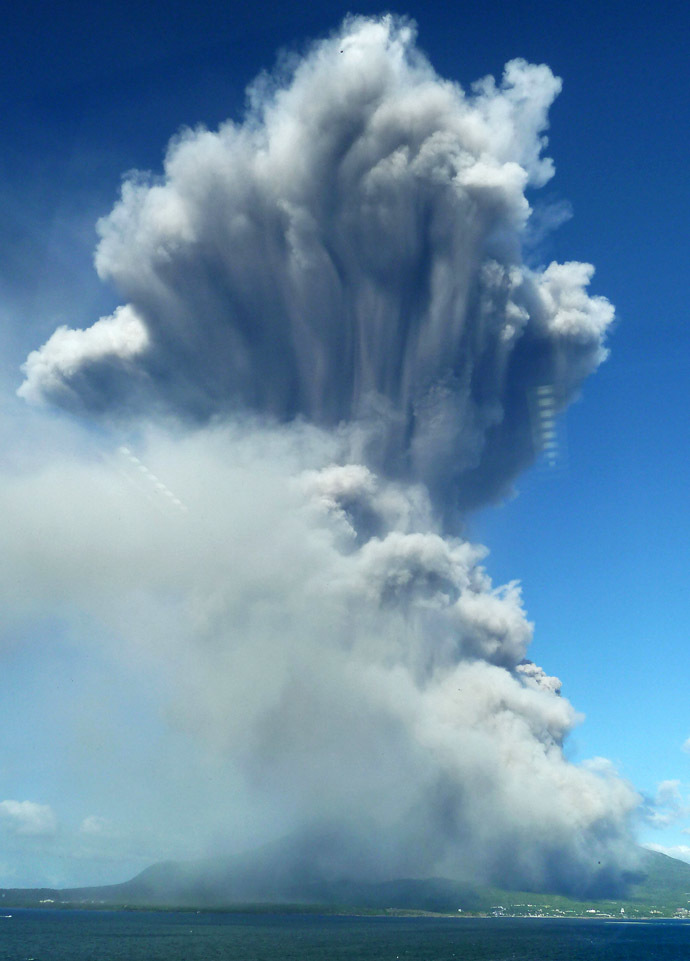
[12,15,639,893]
[20,16,612,510]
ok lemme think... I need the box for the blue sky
[2,0,690,888]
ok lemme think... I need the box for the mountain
[3,841,690,918]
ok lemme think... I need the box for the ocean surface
[1,910,690,961]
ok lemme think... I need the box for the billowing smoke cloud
[0,425,638,892]
[19,15,612,510]
[9,16,640,894]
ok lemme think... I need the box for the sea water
[1,910,690,961]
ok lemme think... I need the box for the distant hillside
[3,843,690,918]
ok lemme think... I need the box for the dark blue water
[1,910,689,960]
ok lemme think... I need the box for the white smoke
[19,305,148,407]
[9,15,640,894]
[0,423,639,891]
[19,15,612,510]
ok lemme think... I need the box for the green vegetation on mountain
[3,847,690,919]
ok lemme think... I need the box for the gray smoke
[19,15,612,510]
[10,15,640,894]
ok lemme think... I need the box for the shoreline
[2,902,690,922]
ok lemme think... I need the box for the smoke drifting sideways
[10,16,640,894]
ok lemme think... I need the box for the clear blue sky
[2,0,689,887]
